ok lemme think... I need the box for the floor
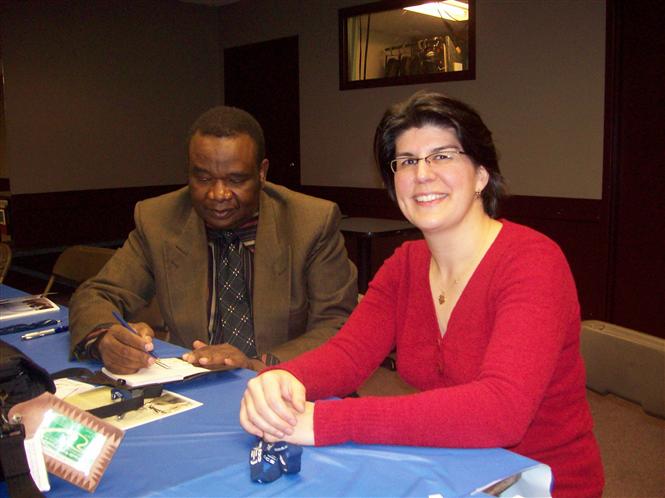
[587,390,665,497]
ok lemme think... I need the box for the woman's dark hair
[374,91,507,217]
[188,105,265,167]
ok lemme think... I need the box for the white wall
[1,0,606,200]
[1,0,220,194]
[218,0,606,199]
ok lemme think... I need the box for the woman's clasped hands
[239,370,315,446]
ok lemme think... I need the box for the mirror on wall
[339,0,475,90]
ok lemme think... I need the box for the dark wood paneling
[299,185,606,321]
[603,0,665,338]
[7,183,608,324]
[7,185,183,250]
[299,185,404,219]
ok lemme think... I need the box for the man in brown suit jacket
[69,106,357,374]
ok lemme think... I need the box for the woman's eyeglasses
[390,149,466,174]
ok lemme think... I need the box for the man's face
[188,132,268,230]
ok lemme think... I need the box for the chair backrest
[44,245,116,294]
[0,242,11,283]
[44,245,167,336]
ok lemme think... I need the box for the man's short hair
[188,106,265,166]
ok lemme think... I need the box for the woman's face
[393,125,488,234]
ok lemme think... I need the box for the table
[340,217,420,293]
[0,285,552,497]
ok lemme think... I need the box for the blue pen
[21,325,69,340]
[112,311,169,368]
[1,319,61,336]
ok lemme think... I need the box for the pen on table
[0,318,61,335]
[111,311,169,368]
[21,325,69,341]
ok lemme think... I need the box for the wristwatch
[260,352,281,366]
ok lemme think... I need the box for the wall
[1,0,221,194]
[0,0,611,325]
[1,0,605,198]
[215,0,608,322]
[217,0,606,200]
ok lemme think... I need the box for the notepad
[0,295,60,321]
[101,358,212,387]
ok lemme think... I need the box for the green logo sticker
[38,409,106,475]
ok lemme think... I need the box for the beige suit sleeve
[68,203,157,358]
[270,204,357,362]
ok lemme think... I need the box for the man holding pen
[68,106,357,375]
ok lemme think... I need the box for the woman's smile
[414,193,448,204]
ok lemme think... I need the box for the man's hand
[98,322,156,374]
[239,370,313,444]
[182,340,265,371]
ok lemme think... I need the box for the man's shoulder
[132,186,195,237]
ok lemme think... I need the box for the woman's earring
[474,191,482,198]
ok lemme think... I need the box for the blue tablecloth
[1,285,552,497]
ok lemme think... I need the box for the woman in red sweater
[240,91,604,497]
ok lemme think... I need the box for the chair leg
[43,276,55,295]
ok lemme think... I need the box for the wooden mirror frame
[339,0,476,90]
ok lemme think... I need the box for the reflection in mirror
[340,0,475,90]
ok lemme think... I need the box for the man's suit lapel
[163,207,210,348]
[253,190,291,352]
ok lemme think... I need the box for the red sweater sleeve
[280,224,582,448]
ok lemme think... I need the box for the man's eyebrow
[190,165,210,174]
[189,167,252,180]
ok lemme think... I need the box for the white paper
[109,390,203,430]
[24,436,50,492]
[102,357,210,387]
[498,465,552,497]
[54,378,98,399]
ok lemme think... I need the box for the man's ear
[258,159,269,186]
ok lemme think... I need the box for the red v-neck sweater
[278,220,604,497]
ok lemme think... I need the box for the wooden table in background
[340,217,419,293]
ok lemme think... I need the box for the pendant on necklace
[438,292,446,305]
